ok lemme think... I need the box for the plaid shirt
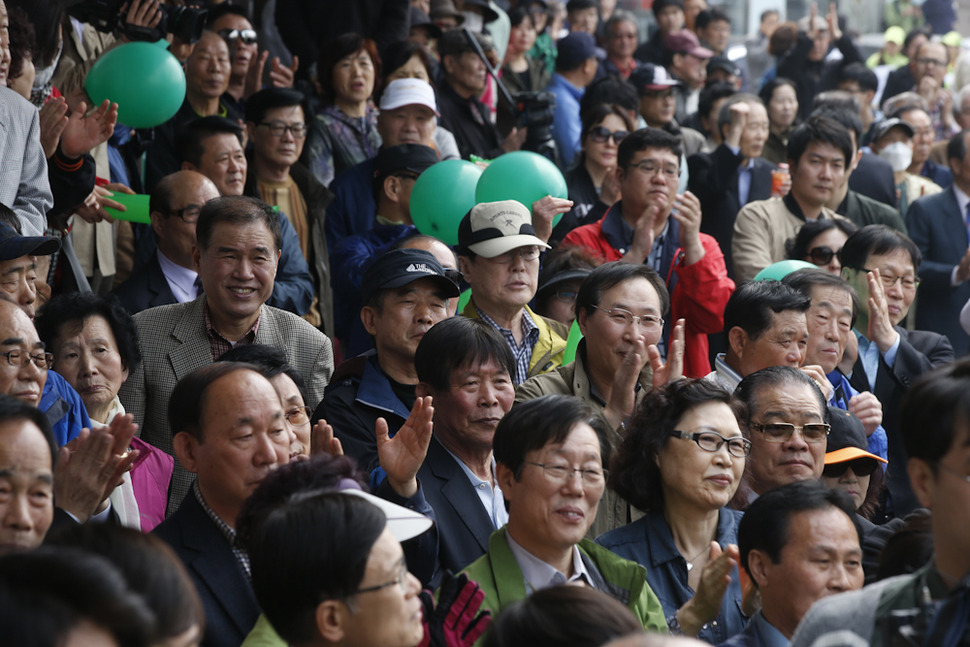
[205,305,259,361]
[193,480,250,580]
[477,306,539,385]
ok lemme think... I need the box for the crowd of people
[1,0,969,646]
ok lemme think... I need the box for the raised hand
[270,55,299,88]
[377,396,434,498]
[847,392,883,437]
[310,418,344,456]
[672,190,705,265]
[531,195,573,243]
[603,334,646,430]
[866,269,899,353]
[55,421,139,522]
[650,318,686,387]
[418,571,492,647]
[60,100,119,159]
[39,98,70,159]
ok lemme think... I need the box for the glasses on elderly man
[1,349,53,370]
[525,461,607,486]
[749,422,831,443]
[351,557,410,595]
[218,28,258,45]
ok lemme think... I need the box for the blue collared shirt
[750,611,790,647]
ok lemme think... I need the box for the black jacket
[111,252,176,315]
[777,32,863,121]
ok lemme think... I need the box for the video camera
[63,0,208,45]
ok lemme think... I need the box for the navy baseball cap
[361,248,460,304]
[0,221,60,261]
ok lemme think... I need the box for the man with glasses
[909,41,958,141]
[517,262,680,537]
[839,225,953,515]
[734,366,830,506]
[113,170,221,314]
[563,127,733,377]
[330,144,440,356]
[459,200,569,385]
[462,394,667,630]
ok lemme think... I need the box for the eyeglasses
[934,461,970,484]
[749,422,831,443]
[807,245,840,265]
[554,289,578,302]
[630,159,679,180]
[285,406,312,427]
[1,349,53,370]
[168,204,203,224]
[860,268,920,290]
[259,121,308,138]
[218,28,258,45]
[588,126,629,145]
[822,457,879,478]
[525,461,607,486]
[674,429,752,458]
[593,305,664,331]
[443,268,463,285]
[351,557,410,595]
[915,57,946,67]
[485,246,541,264]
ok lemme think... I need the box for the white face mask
[879,141,913,173]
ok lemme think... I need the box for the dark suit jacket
[688,145,775,280]
[848,152,898,208]
[906,187,970,355]
[153,492,259,647]
[111,252,177,314]
[849,327,954,515]
[418,438,497,580]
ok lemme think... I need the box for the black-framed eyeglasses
[588,126,629,145]
[593,305,664,331]
[1,349,53,370]
[351,557,409,595]
[673,429,752,458]
[749,422,831,443]
[285,406,312,427]
[218,28,258,45]
[859,268,920,290]
[822,457,879,478]
[168,204,203,224]
[525,461,608,486]
[807,245,839,265]
[443,268,463,286]
[259,122,308,138]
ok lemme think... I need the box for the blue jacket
[546,73,584,168]
[330,223,416,355]
[596,509,747,645]
[41,371,91,446]
[827,370,888,462]
[324,158,377,253]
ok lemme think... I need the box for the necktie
[194,277,204,297]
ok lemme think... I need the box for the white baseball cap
[379,78,440,116]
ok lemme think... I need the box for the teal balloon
[754,260,818,281]
[475,151,569,225]
[84,42,186,129]
[562,320,584,365]
[410,160,482,246]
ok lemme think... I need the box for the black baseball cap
[0,222,60,261]
[374,144,440,181]
[361,248,460,304]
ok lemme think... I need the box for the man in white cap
[325,78,455,254]
[458,200,569,385]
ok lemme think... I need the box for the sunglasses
[822,457,879,478]
[807,245,840,265]
[588,126,629,145]
[218,28,258,45]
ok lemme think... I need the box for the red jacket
[562,205,735,377]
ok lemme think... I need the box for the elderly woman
[305,33,382,187]
[35,292,173,531]
[596,380,749,645]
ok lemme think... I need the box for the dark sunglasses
[588,126,629,145]
[807,245,840,265]
[822,457,879,478]
[218,28,258,45]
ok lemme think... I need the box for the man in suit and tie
[112,171,220,314]
[154,362,290,647]
[906,129,970,356]
[119,196,333,515]
[377,316,515,585]
[839,225,954,515]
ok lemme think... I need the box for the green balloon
[410,160,482,246]
[754,260,818,281]
[85,42,186,129]
[475,151,569,225]
[562,319,583,365]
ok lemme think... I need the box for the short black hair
[609,379,743,513]
[787,115,853,167]
[735,366,827,425]
[838,224,921,273]
[695,7,730,31]
[204,2,251,26]
[318,33,381,106]
[900,359,970,469]
[168,362,262,442]
[195,195,282,253]
[580,76,639,121]
[617,127,682,171]
[415,317,514,392]
[378,40,436,98]
[758,77,798,116]
[723,280,811,341]
[810,105,864,145]
[0,203,19,231]
[781,268,859,328]
[574,261,669,322]
[0,394,57,470]
[217,343,307,405]
[497,395,611,479]
[35,292,142,375]
[580,102,635,144]
[699,81,737,126]
[838,62,878,93]
[175,116,244,167]
[244,87,307,126]
[946,129,970,164]
[785,218,859,262]
[738,480,860,579]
